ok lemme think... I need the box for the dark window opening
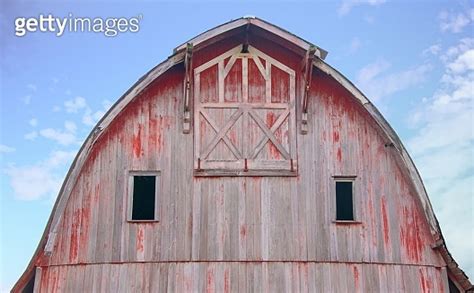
[132,175,156,220]
[336,181,354,220]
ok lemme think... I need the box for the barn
[13,17,472,292]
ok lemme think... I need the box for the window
[334,176,356,221]
[128,171,160,221]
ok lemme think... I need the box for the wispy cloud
[338,0,386,16]
[439,9,474,33]
[407,38,474,279]
[63,96,112,126]
[39,121,78,146]
[64,96,87,113]
[4,150,76,201]
[0,144,15,153]
[29,118,38,127]
[422,44,442,57]
[356,59,431,101]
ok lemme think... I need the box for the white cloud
[338,0,386,16]
[24,131,38,141]
[64,121,77,133]
[0,144,15,153]
[29,118,38,127]
[447,49,474,73]
[422,44,441,56]
[439,9,474,33]
[407,38,474,279]
[356,59,431,101]
[64,96,87,113]
[63,96,112,127]
[4,150,76,201]
[39,121,78,146]
[40,129,77,145]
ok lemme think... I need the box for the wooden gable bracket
[301,45,317,134]
[183,42,193,134]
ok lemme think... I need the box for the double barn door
[194,45,297,176]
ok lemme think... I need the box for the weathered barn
[13,17,472,292]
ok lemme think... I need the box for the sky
[1,0,473,291]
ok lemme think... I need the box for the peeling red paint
[69,209,81,262]
[353,266,359,292]
[94,184,100,203]
[367,182,377,248]
[136,226,144,253]
[333,131,340,143]
[266,112,281,159]
[133,124,142,157]
[224,269,230,293]
[206,268,215,293]
[224,58,242,103]
[314,72,362,123]
[248,58,266,103]
[336,147,342,162]
[419,268,433,293]
[240,225,247,238]
[381,196,390,246]
[149,116,158,153]
[400,205,424,262]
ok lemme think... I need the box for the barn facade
[13,17,472,292]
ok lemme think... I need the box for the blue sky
[1,0,473,290]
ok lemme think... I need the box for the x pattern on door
[194,45,297,175]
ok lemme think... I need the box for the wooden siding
[36,37,449,291]
[36,262,448,293]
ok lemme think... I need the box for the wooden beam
[301,45,316,135]
[183,43,193,134]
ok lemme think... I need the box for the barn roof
[13,16,472,292]
[173,16,328,60]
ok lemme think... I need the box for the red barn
[13,17,472,292]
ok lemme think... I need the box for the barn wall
[36,262,448,293]
[43,37,446,288]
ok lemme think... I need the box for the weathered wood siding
[40,37,447,291]
[37,263,448,292]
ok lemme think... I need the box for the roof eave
[173,16,328,60]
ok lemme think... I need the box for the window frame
[332,175,361,224]
[127,170,161,223]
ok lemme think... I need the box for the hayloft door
[194,45,297,176]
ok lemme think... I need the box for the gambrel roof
[13,16,472,292]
